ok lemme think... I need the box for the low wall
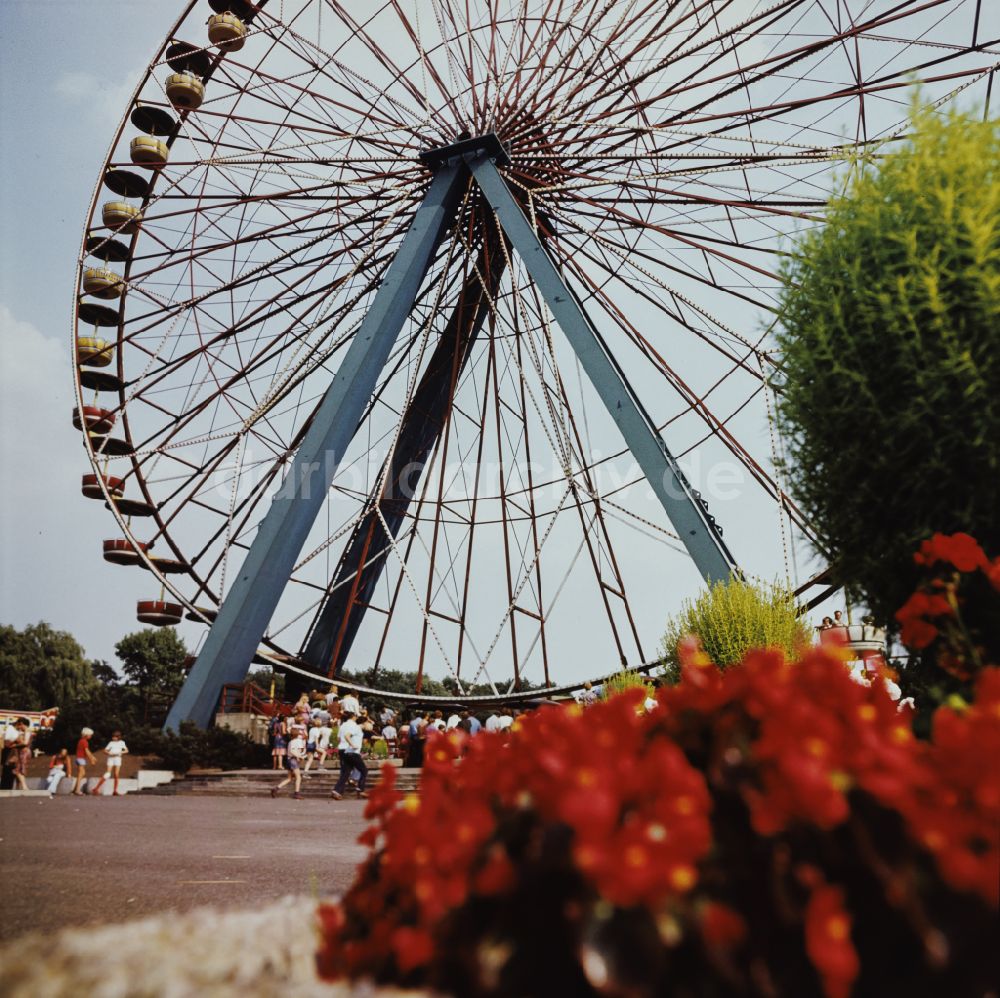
[22,770,175,796]
[215,711,271,745]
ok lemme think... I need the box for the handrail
[218,682,292,717]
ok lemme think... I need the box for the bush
[659,577,810,679]
[317,649,998,997]
[105,722,270,773]
[775,104,1000,625]
[600,667,647,700]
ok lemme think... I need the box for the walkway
[0,795,369,940]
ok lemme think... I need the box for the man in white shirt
[330,712,367,800]
[446,712,462,730]
[340,692,360,717]
[484,712,501,733]
[496,708,514,731]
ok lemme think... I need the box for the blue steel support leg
[469,153,738,584]
[165,163,466,730]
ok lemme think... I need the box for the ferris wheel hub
[419,131,511,170]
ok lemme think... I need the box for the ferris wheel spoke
[542,206,770,380]
[76,0,980,698]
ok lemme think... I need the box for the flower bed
[318,646,999,997]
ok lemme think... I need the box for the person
[311,700,332,726]
[330,711,367,800]
[404,713,427,768]
[484,711,501,733]
[359,709,376,755]
[72,727,97,796]
[340,690,360,718]
[47,749,73,796]
[268,715,286,770]
[8,718,31,791]
[309,717,333,771]
[579,680,599,706]
[497,708,514,733]
[643,682,659,713]
[379,704,395,728]
[324,685,339,708]
[303,720,320,772]
[509,709,524,735]
[381,718,398,757]
[272,725,287,770]
[271,728,306,799]
[446,710,462,730]
[292,693,311,727]
[91,731,129,796]
[429,710,446,733]
[833,610,847,628]
[462,711,482,736]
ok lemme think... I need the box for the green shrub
[775,103,1000,625]
[600,667,648,701]
[660,578,811,679]
[124,722,269,773]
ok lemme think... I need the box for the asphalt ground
[0,795,370,941]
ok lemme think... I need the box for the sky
[2,0,973,679]
[0,3,180,665]
[0,1,806,678]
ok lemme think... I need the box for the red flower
[699,901,747,948]
[805,884,859,998]
[895,590,954,649]
[391,926,435,974]
[914,532,987,573]
[986,557,1000,592]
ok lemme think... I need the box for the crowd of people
[2,719,128,796]
[264,682,663,800]
[265,685,526,800]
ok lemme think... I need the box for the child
[314,718,333,770]
[303,720,319,772]
[271,729,306,799]
[72,727,97,796]
[47,748,73,796]
[271,726,287,770]
[92,731,129,796]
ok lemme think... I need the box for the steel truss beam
[469,153,738,583]
[167,136,736,729]
[300,232,506,678]
[165,163,466,730]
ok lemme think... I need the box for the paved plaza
[0,795,370,941]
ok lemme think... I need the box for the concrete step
[137,766,422,798]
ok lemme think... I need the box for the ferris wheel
[73,0,994,725]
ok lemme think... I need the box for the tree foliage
[660,578,810,679]
[775,104,1000,624]
[114,627,188,700]
[0,622,100,710]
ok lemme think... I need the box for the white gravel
[0,896,430,998]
